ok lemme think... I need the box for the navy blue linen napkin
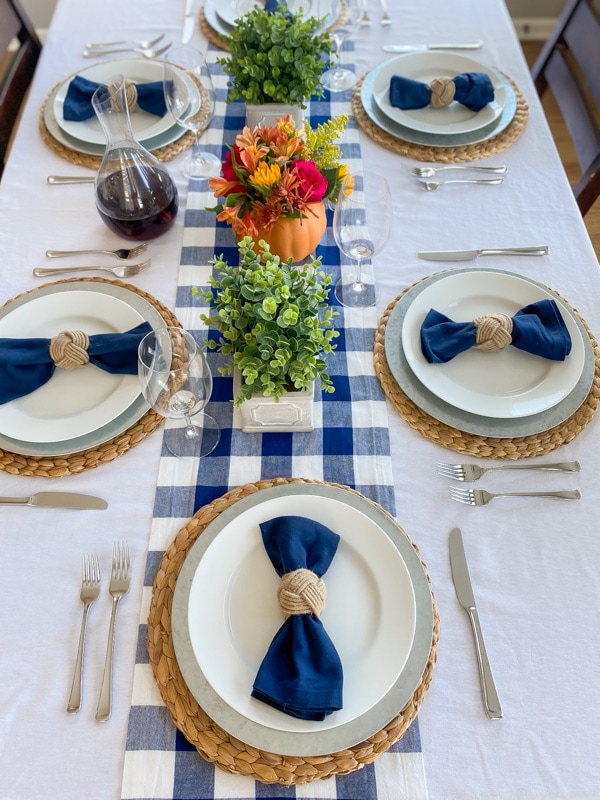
[63,76,171,121]
[420,299,572,363]
[389,71,494,112]
[0,321,152,404]
[251,515,344,721]
[265,0,292,17]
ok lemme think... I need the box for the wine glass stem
[353,258,364,290]
[184,413,200,440]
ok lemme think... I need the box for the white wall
[20,0,56,30]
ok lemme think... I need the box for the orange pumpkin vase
[251,201,327,263]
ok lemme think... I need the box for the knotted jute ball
[429,76,456,108]
[108,79,140,113]
[474,313,514,352]
[49,330,90,369]
[277,568,327,619]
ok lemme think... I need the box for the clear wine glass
[320,0,361,92]
[163,45,221,180]
[333,170,392,308]
[138,327,220,458]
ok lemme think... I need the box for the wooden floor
[521,40,600,260]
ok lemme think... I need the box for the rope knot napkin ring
[277,567,327,619]
[49,330,91,369]
[389,71,495,112]
[420,299,572,364]
[474,313,513,351]
[108,79,142,113]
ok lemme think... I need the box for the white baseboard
[512,16,558,40]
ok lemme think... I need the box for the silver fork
[67,553,101,714]
[450,487,581,505]
[82,42,171,58]
[46,243,148,261]
[379,0,391,25]
[96,541,131,722]
[410,165,507,178]
[438,460,581,482]
[85,33,165,49]
[418,178,504,191]
[33,259,152,279]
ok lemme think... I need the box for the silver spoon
[82,42,171,58]
[33,260,152,279]
[85,33,165,49]
[418,178,504,191]
[46,243,147,260]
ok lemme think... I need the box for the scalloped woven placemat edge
[147,477,439,786]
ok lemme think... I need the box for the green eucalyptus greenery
[218,5,333,107]
[198,237,339,406]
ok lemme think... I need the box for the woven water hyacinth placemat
[147,476,439,786]
[353,74,529,162]
[39,82,200,169]
[374,282,600,459]
[0,278,181,478]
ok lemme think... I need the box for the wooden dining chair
[531,0,600,216]
[0,0,42,180]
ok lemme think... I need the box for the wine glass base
[321,68,357,92]
[334,277,376,308]
[164,414,220,458]
[180,152,222,180]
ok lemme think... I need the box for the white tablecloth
[1,1,599,798]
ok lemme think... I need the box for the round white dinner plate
[384,269,595,438]
[361,64,517,148]
[172,483,434,756]
[372,52,505,135]
[216,0,319,27]
[53,59,188,146]
[401,270,585,418]
[0,281,167,456]
[0,290,144,443]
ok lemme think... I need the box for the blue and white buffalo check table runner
[120,44,429,800]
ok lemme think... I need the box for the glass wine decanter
[92,75,178,240]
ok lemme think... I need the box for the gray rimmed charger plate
[384,268,595,437]
[0,280,166,456]
[360,60,517,148]
[171,481,434,756]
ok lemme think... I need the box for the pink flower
[221,145,246,194]
[292,160,328,202]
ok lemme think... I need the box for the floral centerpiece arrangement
[207,114,350,262]
[198,237,339,407]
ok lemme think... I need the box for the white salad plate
[372,52,505,135]
[216,0,320,27]
[401,270,585,419]
[0,281,166,455]
[53,59,189,146]
[0,291,145,442]
[172,482,434,756]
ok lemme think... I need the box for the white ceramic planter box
[245,102,304,130]
[232,369,314,433]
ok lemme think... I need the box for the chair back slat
[0,0,42,180]
[531,0,600,216]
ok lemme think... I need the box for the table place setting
[353,43,529,161]
[373,268,600,457]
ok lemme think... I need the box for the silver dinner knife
[449,527,502,719]
[0,492,108,510]
[383,41,483,52]
[47,176,95,184]
[182,0,194,42]
[418,246,549,262]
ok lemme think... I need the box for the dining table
[1,0,600,798]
